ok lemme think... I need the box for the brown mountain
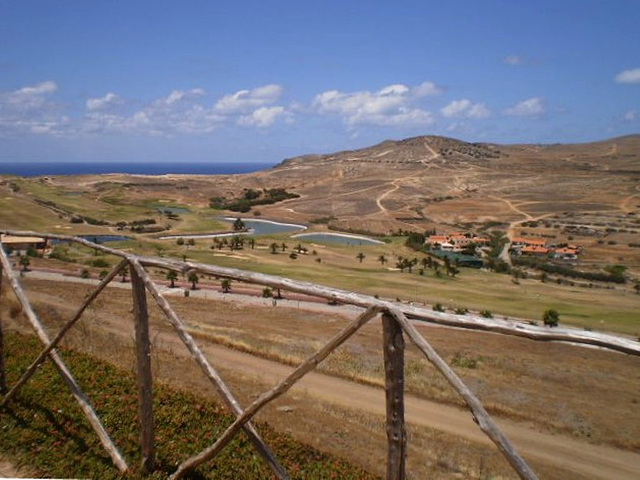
[239,134,639,236]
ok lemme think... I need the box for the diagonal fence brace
[0,247,129,473]
[168,305,381,480]
[128,259,290,479]
[386,307,538,480]
[1,259,127,408]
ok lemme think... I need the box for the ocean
[0,162,276,177]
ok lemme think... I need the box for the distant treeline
[513,256,626,284]
[209,188,299,212]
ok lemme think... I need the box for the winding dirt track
[13,272,640,479]
[196,341,640,480]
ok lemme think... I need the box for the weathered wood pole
[382,312,406,480]
[130,263,155,473]
[0,262,7,394]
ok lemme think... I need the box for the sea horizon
[0,161,276,177]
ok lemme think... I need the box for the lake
[223,218,307,235]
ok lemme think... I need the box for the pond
[51,235,131,245]
[291,232,384,246]
[223,218,307,236]
[155,206,189,215]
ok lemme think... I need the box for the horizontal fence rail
[1,230,639,479]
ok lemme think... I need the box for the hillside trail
[11,272,640,480]
[373,141,442,215]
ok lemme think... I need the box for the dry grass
[5,278,640,459]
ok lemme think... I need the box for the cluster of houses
[510,237,581,260]
[426,232,582,261]
[426,232,489,253]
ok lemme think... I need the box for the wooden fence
[1,230,639,480]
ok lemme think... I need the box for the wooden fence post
[130,263,155,473]
[382,312,406,480]
[0,262,6,394]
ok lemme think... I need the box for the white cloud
[504,97,546,117]
[412,81,443,96]
[622,110,637,122]
[83,88,223,135]
[504,54,523,66]
[215,84,283,114]
[615,68,640,84]
[312,82,436,126]
[440,99,490,119]
[0,81,69,136]
[238,106,287,127]
[86,92,122,111]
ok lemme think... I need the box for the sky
[1,0,639,164]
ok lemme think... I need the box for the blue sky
[1,0,639,164]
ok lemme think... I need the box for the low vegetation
[0,332,376,480]
[209,188,299,213]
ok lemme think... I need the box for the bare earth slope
[26,134,638,236]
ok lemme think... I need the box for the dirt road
[193,340,640,480]
[12,271,640,479]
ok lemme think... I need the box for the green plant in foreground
[0,333,376,480]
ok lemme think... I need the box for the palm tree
[356,252,366,263]
[188,272,199,290]
[166,270,178,288]
[378,254,387,266]
[19,255,30,272]
[221,279,232,293]
[406,258,417,273]
[396,259,407,273]
[120,265,129,283]
[420,257,429,270]
[233,217,245,231]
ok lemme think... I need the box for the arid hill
[4,133,639,273]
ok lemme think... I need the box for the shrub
[542,309,560,327]
[432,303,445,312]
[480,309,493,318]
[90,258,110,268]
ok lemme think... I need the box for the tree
[378,254,387,266]
[281,242,288,252]
[270,242,279,254]
[188,272,199,290]
[187,238,196,248]
[120,265,129,283]
[542,309,560,327]
[233,217,245,231]
[176,238,185,246]
[166,270,178,288]
[356,252,366,263]
[262,287,273,298]
[19,255,30,272]
[221,279,231,293]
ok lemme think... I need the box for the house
[511,237,547,247]
[0,234,47,253]
[554,247,580,260]
[520,245,550,256]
